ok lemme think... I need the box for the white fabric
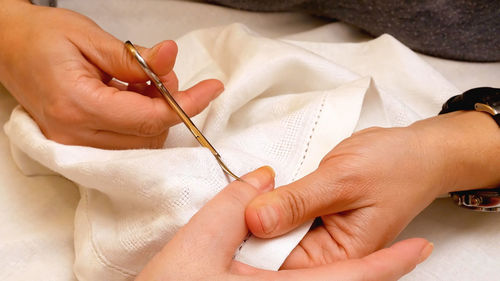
[5,24,454,280]
[1,1,500,280]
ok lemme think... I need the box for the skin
[244,111,500,268]
[0,0,223,149]
[135,167,434,281]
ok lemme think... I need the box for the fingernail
[262,165,275,178]
[243,166,275,192]
[257,205,279,234]
[215,84,225,96]
[418,242,434,264]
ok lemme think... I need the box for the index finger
[82,77,223,137]
[251,238,432,281]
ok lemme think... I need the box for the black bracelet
[439,87,500,127]
[440,87,500,212]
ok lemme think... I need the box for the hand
[135,167,433,281]
[244,111,500,269]
[0,1,222,149]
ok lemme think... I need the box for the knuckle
[278,189,308,226]
[224,182,257,209]
[116,41,140,76]
[136,101,170,136]
[319,160,373,203]
[137,114,165,136]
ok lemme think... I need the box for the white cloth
[2,23,472,280]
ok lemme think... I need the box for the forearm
[1,0,30,7]
[0,0,33,42]
[0,0,28,23]
[0,0,31,82]
[412,111,500,194]
[0,0,47,98]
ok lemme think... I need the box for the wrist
[411,111,500,194]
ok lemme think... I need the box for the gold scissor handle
[124,41,240,181]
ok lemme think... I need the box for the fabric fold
[5,23,453,280]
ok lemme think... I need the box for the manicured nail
[257,205,279,234]
[418,242,434,263]
[215,84,225,96]
[262,165,275,178]
[242,166,275,192]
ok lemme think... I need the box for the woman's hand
[0,1,223,149]
[244,111,500,269]
[135,167,433,281]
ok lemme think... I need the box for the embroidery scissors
[124,41,240,181]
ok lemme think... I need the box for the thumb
[162,166,276,268]
[134,167,275,281]
[75,28,177,83]
[245,166,365,238]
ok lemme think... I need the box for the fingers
[281,224,346,269]
[85,130,168,150]
[45,40,222,148]
[128,72,179,98]
[350,238,433,281]
[64,25,225,148]
[162,167,275,268]
[245,164,364,238]
[75,28,178,83]
[172,79,224,121]
[261,238,432,281]
[43,123,169,149]
[82,77,223,138]
[282,207,389,269]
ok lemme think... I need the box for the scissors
[124,41,240,181]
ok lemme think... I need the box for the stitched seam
[83,188,136,277]
[234,93,327,257]
[83,94,329,267]
[292,94,327,181]
[235,233,252,257]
